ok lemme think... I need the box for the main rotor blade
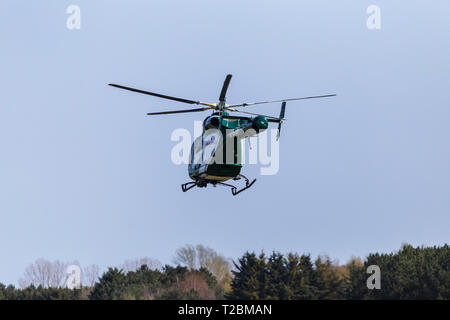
[219,74,232,102]
[147,107,212,116]
[225,107,281,120]
[108,84,216,107]
[228,94,336,108]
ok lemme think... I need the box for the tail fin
[276,102,286,141]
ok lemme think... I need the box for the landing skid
[181,174,256,196]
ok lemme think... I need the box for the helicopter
[109,74,336,195]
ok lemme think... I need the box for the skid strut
[230,174,257,195]
[181,174,256,196]
[181,181,197,192]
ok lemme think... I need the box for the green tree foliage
[0,265,224,300]
[347,244,450,300]
[229,245,450,300]
[313,256,342,299]
[341,258,366,299]
[228,252,268,299]
[0,283,82,300]
[283,253,316,299]
[89,268,127,300]
[228,252,343,299]
[89,265,223,300]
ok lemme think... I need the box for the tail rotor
[277,102,286,141]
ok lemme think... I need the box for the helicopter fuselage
[188,112,268,183]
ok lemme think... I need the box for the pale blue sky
[1,1,449,285]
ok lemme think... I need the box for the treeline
[229,244,450,299]
[0,266,223,300]
[0,244,449,300]
[89,266,224,300]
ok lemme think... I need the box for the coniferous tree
[342,258,365,299]
[285,254,317,299]
[312,256,343,299]
[228,252,268,299]
[89,268,126,300]
[266,252,289,299]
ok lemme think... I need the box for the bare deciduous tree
[82,264,100,287]
[174,245,197,270]
[19,258,68,289]
[174,244,231,281]
[19,259,102,289]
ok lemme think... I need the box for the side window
[192,136,203,168]
[202,129,220,165]
[189,142,195,165]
